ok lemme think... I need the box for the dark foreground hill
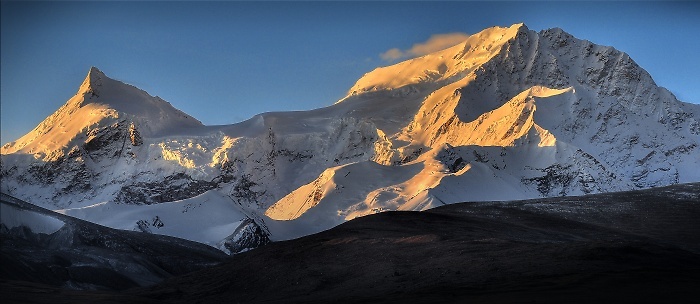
[3,183,700,303]
[0,193,226,300]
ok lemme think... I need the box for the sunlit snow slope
[2,23,699,246]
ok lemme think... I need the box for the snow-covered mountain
[2,23,698,250]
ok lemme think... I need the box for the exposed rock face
[129,122,143,146]
[218,218,271,255]
[117,173,217,205]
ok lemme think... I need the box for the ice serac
[2,23,699,246]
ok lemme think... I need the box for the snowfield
[2,23,698,250]
[56,191,253,254]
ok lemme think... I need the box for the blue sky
[2,1,699,145]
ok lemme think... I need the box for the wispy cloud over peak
[380,32,470,62]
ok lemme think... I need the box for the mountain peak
[78,66,106,94]
[1,67,204,156]
[72,68,203,128]
[89,66,105,76]
[514,22,527,29]
[345,23,527,96]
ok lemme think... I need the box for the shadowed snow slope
[1,23,699,244]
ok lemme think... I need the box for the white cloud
[380,32,470,62]
[380,48,404,61]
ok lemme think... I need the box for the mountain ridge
[1,23,698,248]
